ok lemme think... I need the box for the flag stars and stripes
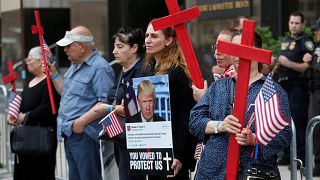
[99,110,123,138]
[254,73,290,146]
[8,91,22,119]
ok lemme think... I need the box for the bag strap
[22,112,31,126]
[112,69,123,106]
[229,78,235,114]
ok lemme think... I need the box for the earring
[41,61,45,72]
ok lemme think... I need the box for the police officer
[303,17,320,176]
[277,11,315,166]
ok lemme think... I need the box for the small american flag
[99,110,123,138]
[194,143,204,160]
[254,74,290,146]
[123,79,138,117]
[7,90,22,119]
[42,37,55,63]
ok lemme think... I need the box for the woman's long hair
[145,26,191,80]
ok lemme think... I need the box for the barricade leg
[303,115,320,180]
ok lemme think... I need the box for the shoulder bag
[10,113,55,156]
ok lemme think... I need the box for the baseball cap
[56,31,94,46]
[311,17,320,31]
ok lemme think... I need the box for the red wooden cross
[151,0,204,88]
[31,10,56,114]
[217,20,272,180]
[3,60,18,92]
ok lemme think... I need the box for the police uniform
[278,32,315,164]
[307,43,320,174]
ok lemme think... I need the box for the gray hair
[28,46,42,61]
[85,41,95,49]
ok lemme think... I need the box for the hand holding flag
[42,37,55,64]
[99,109,123,138]
[7,90,22,121]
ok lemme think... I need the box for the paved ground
[278,165,320,180]
[0,168,12,180]
[1,165,320,179]
[189,165,320,180]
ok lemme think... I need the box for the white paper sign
[126,121,173,149]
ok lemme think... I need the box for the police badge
[289,42,296,50]
[315,47,320,64]
[281,42,289,50]
[305,41,314,51]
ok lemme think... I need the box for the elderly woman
[192,28,236,102]
[189,33,292,179]
[7,46,60,180]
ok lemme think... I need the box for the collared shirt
[141,113,153,122]
[57,50,115,142]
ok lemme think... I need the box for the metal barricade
[55,141,68,180]
[0,85,69,179]
[0,85,6,167]
[290,119,298,180]
[303,115,320,180]
[0,84,14,176]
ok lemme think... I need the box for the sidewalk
[279,165,320,180]
[0,168,12,180]
[189,165,320,180]
[1,165,320,179]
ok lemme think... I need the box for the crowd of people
[6,10,320,180]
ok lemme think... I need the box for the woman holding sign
[143,23,197,179]
[94,27,145,180]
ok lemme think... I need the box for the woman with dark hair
[94,27,145,180]
[7,47,60,180]
[143,23,197,179]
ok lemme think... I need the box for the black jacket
[143,62,197,172]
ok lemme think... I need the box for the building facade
[1,0,318,87]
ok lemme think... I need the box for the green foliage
[256,26,283,56]
[303,26,313,36]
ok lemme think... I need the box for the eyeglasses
[24,58,31,63]
[211,44,217,52]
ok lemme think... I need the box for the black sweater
[143,63,197,171]
[20,79,60,131]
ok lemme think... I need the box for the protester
[49,26,115,180]
[302,17,320,176]
[192,28,236,102]
[127,80,165,123]
[143,23,197,179]
[192,29,237,161]
[189,33,292,179]
[93,26,145,180]
[277,11,315,166]
[7,46,60,180]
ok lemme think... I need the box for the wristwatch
[214,121,221,134]
[214,121,219,134]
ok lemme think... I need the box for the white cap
[56,31,94,46]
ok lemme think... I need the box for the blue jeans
[64,133,102,180]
